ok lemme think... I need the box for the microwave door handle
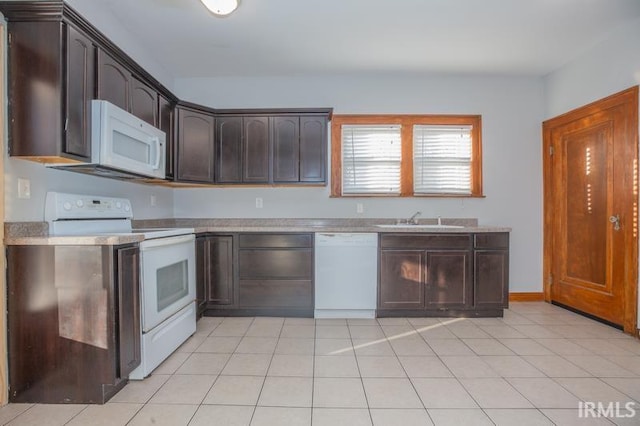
[152,137,162,170]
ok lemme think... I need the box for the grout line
[248,316,285,425]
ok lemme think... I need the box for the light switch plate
[255,197,263,208]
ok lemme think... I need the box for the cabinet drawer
[238,280,312,308]
[239,233,312,248]
[239,249,312,279]
[474,233,509,249]
[380,234,471,249]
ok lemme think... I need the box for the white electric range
[45,192,196,380]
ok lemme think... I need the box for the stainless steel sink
[375,224,465,229]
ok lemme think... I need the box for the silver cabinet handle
[609,214,620,231]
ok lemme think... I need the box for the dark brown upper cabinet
[159,95,175,179]
[65,24,95,159]
[272,116,300,182]
[215,116,243,183]
[97,49,131,112]
[130,77,158,126]
[0,2,329,185]
[243,117,270,183]
[176,106,215,183]
[300,116,327,182]
[214,111,331,185]
[3,19,95,162]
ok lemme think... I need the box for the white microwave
[88,99,166,179]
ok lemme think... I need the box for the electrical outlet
[17,178,31,199]
[255,197,263,208]
[150,194,157,206]
[356,203,364,214]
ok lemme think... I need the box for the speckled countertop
[4,222,144,246]
[4,218,511,246]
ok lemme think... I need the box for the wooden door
[379,250,425,309]
[300,116,327,182]
[272,116,300,182]
[96,49,131,111]
[543,87,638,332]
[64,24,94,160]
[176,108,215,183]
[216,116,243,183]
[243,117,270,182]
[130,77,158,126]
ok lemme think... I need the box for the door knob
[609,214,621,231]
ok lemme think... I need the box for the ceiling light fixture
[200,0,239,16]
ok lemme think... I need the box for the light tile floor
[2,302,640,425]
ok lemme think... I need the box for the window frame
[331,114,483,197]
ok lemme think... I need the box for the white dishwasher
[314,233,378,318]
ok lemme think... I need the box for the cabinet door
[158,95,174,179]
[243,117,270,182]
[208,236,234,305]
[474,250,509,309]
[215,116,243,183]
[97,49,131,111]
[379,250,425,309]
[130,77,158,126]
[425,250,471,309]
[176,108,215,183]
[116,246,141,379]
[64,24,95,160]
[272,116,300,182]
[299,116,327,182]
[196,237,208,314]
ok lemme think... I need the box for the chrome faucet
[407,211,421,225]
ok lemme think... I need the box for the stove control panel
[45,192,133,222]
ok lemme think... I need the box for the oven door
[140,234,195,332]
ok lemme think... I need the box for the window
[331,115,483,197]
[342,125,401,194]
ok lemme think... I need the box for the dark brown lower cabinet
[378,233,508,317]
[238,233,313,315]
[425,250,471,310]
[199,232,314,317]
[116,246,141,379]
[6,244,140,404]
[197,234,234,316]
[474,233,510,309]
[379,250,425,310]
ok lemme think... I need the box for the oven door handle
[139,234,195,249]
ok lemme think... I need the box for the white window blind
[413,124,473,195]
[342,125,401,194]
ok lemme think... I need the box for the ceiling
[83,0,640,78]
